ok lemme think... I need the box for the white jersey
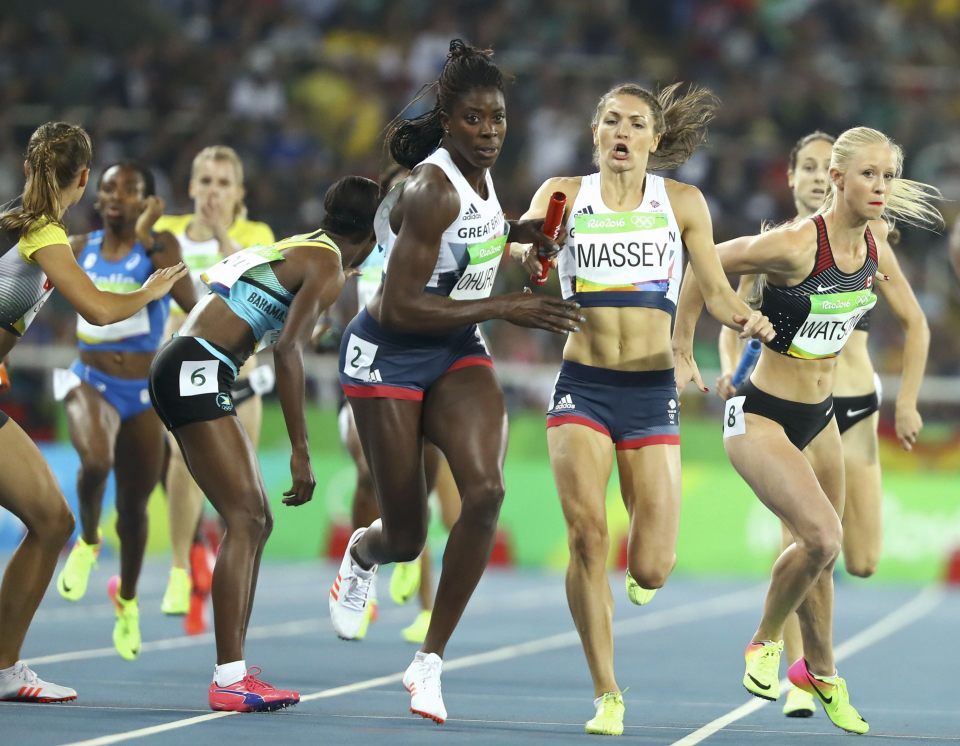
[379,148,507,300]
[558,172,683,314]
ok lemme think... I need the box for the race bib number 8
[723,395,746,439]
[179,360,219,397]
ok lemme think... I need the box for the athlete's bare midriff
[750,347,837,403]
[562,305,674,371]
[832,330,875,397]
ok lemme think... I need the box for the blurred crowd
[1,0,959,425]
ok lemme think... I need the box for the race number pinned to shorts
[179,360,219,397]
[343,334,378,381]
[723,395,746,439]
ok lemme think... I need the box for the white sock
[214,660,246,687]
[0,662,19,680]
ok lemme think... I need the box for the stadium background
[1,0,958,582]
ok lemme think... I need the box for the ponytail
[0,122,92,236]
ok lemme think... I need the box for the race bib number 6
[179,360,219,397]
[723,395,746,439]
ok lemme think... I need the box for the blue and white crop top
[558,173,683,314]
[202,229,340,350]
[76,230,169,352]
[379,148,507,301]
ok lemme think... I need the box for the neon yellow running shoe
[402,609,432,644]
[743,639,783,701]
[160,567,192,615]
[788,658,868,734]
[389,560,421,605]
[624,572,657,606]
[108,576,141,661]
[353,599,377,641]
[782,685,816,718]
[56,535,100,601]
[585,691,624,736]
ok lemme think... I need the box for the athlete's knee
[799,518,843,567]
[567,520,609,565]
[223,492,271,538]
[843,548,878,578]
[627,554,675,590]
[459,478,505,530]
[384,524,426,563]
[78,453,113,489]
[30,494,75,549]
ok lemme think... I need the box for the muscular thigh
[0,418,66,525]
[801,419,845,517]
[422,366,507,492]
[547,424,613,527]
[114,407,165,495]
[65,384,120,461]
[616,444,680,538]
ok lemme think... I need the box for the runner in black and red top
[673,125,942,735]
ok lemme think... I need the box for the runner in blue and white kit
[328,40,584,725]
[54,162,195,663]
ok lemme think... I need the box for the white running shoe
[0,662,77,703]
[329,519,379,639]
[402,651,446,724]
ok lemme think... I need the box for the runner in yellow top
[0,122,185,703]
[153,146,274,625]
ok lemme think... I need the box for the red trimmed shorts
[546,361,679,450]
[339,309,492,401]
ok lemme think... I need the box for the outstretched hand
[502,287,583,334]
[142,262,189,300]
[135,195,165,243]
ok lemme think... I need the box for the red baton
[532,192,567,286]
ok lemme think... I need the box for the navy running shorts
[339,308,492,401]
[546,361,680,449]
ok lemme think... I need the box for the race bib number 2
[343,334,379,381]
[179,360,219,396]
[723,395,746,439]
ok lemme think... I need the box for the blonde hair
[0,122,92,236]
[190,145,247,220]
[818,126,943,230]
[592,82,719,170]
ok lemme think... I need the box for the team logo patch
[216,393,234,412]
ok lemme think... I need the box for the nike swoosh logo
[825,406,833,417]
[805,672,833,704]
[61,582,72,592]
[816,284,837,292]
[746,674,771,691]
[846,407,870,418]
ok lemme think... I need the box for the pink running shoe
[208,667,300,712]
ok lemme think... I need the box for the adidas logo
[367,369,382,383]
[554,394,575,410]
[463,203,481,220]
[573,206,595,217]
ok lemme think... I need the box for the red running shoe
[208,667,299,712]
[189,540,214,596]
[184,590,208,636]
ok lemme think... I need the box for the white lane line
[57,585,761,746]
[670,586,944,746]
[27,585,559,666]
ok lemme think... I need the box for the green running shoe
[743,639,783,701]
[56,535,100,601]
[160,567,192,615]
[108,576,141,661]
[389,560,421,605]
[788,658,868,734]
[402,609,432,644]
[585,691,624,736]
[624,571,657,606]
[782,685,816,718]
